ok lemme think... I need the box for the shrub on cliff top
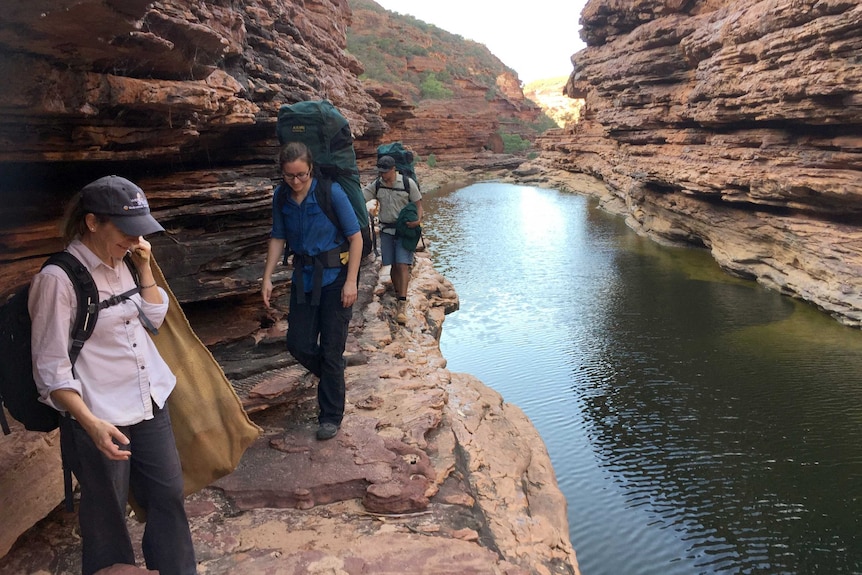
[420,73,453,100]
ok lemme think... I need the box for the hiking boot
[316,422,339,440]
[396,299,408,325]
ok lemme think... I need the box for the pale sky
[370,1,589,83]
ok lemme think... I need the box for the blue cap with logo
[81,175,165,237]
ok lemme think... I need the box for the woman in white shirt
[29,176,196,575]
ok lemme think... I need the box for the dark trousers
[60,403,196,575]
[286,274,352,425]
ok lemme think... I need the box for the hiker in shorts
[362,155,423,324]
[261,142,363,441]
[29,176,196,575]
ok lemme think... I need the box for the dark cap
[81,176,165,237]
[376,155,396,172]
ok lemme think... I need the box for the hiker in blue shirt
[261,142,363,441]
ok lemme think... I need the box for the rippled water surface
[422,182,862,575]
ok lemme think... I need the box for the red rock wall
[0,0,542,320]
[541,0,862,326]
[347,1,545,161]
[0,0,383,309]
[380,73,543,160]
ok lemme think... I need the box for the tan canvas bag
[150,257,261,495]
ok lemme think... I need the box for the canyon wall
[0,0,539,321]
[348,1,547,161]
[0,0,383,316]
[540,0,862,327]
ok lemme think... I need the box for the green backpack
[376,141,420,191]
[276,100,372,258]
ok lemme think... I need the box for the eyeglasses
[283,170,311,182]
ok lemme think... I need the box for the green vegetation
[426,154,437,167]
[529,111,558,133]
[523,76,584,128]
[347,0,516,103]
[498,131,532,154]
[420,73,453,99]
[506,114,559,139]
[346,0,563,143]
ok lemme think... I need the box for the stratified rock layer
[0,0,541,309]
[0,2,574,567]
[540,0,862,327]
[0,0,380,307]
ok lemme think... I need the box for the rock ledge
[0,249,579,575]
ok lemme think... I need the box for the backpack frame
[276,100,372,229]
[374,172,417,198]
[376,142,420,190]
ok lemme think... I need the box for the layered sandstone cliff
[0,0,540,308]
[348,1,546,160]
[540,0,862,327]
[1,0,383,307]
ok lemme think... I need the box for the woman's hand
[83,418,132,461]
[128,236,162,303]
[129,236,152,266]
[262,278,274,308]
[366,199,380,218]
[341,281,357,308]
[53,390,131,461]
[262,239,287,309]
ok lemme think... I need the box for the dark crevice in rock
[450,427,503,558]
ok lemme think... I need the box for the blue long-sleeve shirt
[271,178,359,289]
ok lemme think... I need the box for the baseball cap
[81,175,165,237]
[377,155,396,172]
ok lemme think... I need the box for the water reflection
[423,182,862,575]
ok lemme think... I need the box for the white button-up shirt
[29,239,176,426]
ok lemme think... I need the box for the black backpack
[374,172,418,197]
[0,252,139,435]
[0,251,141,511]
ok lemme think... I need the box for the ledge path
[0,248,579,575]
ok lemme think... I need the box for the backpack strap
[44,252,100,365]
[316,178,362,263]
[274,181,288,214]
[274,183,291,264]
[39,252,96,513]
[314,178,345,239]
[374,173,412,196]
[45,252,147,357]
[101,254,159,334]
[274,179,347,305]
